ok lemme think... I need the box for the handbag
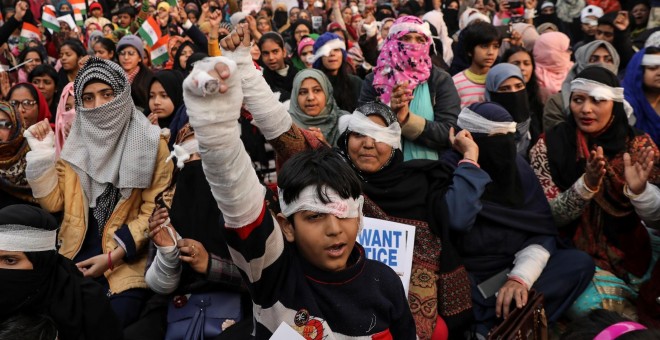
[165,292,242,340]
[487,290,548,340]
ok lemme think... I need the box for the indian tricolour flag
[20,22,41,43]
[74,8,84,27]
[137,16,162,47]
[42,5,60,32]
[151,35,170,65]
[70,0,87,15]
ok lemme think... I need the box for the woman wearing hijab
[7,82,51,127]
[623,47,660,146]
[23,57,173,328]
[56,0,73,17]
[529,66,660,318]
[423,10,454,68]
[172,41,198,76]
[286,19,313,70]
[533,32,573,104]
[0,101,36,208]
[485,63,533,156]
[543,40,619,130]
[214,31,483,338]
[147,70,185,129]
[361,15,461,161]
[54,82,75,155]
[288,69,349,146]
[0,204,122,340]
[446,102,593,336]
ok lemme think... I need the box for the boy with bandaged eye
[182,27,416,339]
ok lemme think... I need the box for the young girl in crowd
[23,57,172,328]
[17,46,47,83]
[93,38,117,61]
[258,32,298,101]
[29,65,60,121]
[147,70,185,128]
[56,39,87,95]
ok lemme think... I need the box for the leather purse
[165,292,242,340]
[487,290,548,340]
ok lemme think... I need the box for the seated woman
[0,204,122,340]
[360,15,461,161]
[288,69,349,146]
[7,82,51,128]
[543,40,619,130]
[623,47,660,146]
[123,124,250,340]
[446,102,593,336]
[0,101,36,208]
[217,28,484,339]
[529,66,660,320]
[147,70,185,129]
[23,57,173,327]
[484,63,533,155]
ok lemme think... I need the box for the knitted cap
[117,35,145,59]
[89,2,102,12]
[297,36,316,57]
[312,32,347,68]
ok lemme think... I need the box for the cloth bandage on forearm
[310,38,346,63]
[184,56,266,228]
[23,130,58,198]
[145,242,183,294]
[224,44,292,140]
[279,185,365,232]
[642,54,660,66]
[508,244,550,290]
[338,111,402,149]
[457,107,517,135]
[166,139,199,169]
[570,78,625,102]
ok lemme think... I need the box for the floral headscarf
[0,101,31,200]
[372,16,433,106]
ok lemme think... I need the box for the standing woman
[23,57,173,327]
[147,70,185,129]
[56,39,87,95]
[502,46,544,143]
[259,32,298,102]
[311,32,362,113]
[623,47,660,146]
[117,35,153,112]
[533,32,573,104]
[288,69,349,146]
[7,83,51,128]
[0,102,36,208]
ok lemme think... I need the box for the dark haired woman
[29,64,59,121]
[116,35,153,112]
[258,32,298,102]
[56,39,87,95]
[172,41,198,76]
[7,83,51,127]
[17,46,48,83]
[311,32,362,113]
[93,37,116,61]
[286,19,313,70]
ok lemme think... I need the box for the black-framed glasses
[0,120,13,129]
[9,99,37,110]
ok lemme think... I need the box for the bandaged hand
[24,119,55,151]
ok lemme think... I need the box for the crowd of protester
[1,0,660,338]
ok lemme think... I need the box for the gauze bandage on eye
[0,225,57,252]
[278,186,365,231]
[338,111,402,149]
[457,107,517,135]
[165,139,199,169]
[642,54,660,66]
[310,39,346,63]
[570,78,624,102]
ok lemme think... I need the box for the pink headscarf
[54,82,75,155]
[533,32,573,103]
[372,16,433,106]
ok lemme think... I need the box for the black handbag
[165,292,242,340]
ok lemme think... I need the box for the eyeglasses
[0,120,13,129]
[9,99,37,110]
[295,29,310,35]
[119,49,138,57]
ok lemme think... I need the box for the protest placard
[242,0,263,14]
[358,217,416,295]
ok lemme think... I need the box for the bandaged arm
[145,230,183,294]
[626,183,660,229]
[508,244,551,290]
[24,131,64,212]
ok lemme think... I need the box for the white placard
[269,322,305,340]
[358,217,416,296]
[242,0,264,15]
[272,0,298,11]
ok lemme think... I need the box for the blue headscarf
[484,63,525,101]
[311,33,348,69]
[56,0,73,16]
[623,48,660,145]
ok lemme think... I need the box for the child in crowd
[181,28,416,339]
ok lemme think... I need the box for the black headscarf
[0,205,121,340]
[173,41,198,75]
[287,20,313,57]
[148,70,185,129]
[546,66,641,191]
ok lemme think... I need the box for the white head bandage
[642,54,660,66]
[457,107,517,135]
[570,78,624,102]
[581,5,603,24]
[278,186,365,231]
[645,31,660,48]
[310,38,346,64]
[338,111,402,149]
[387,21,432,39]
[0,225,57,252]
[165,139,200,169]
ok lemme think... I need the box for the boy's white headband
[278,186,364,229]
